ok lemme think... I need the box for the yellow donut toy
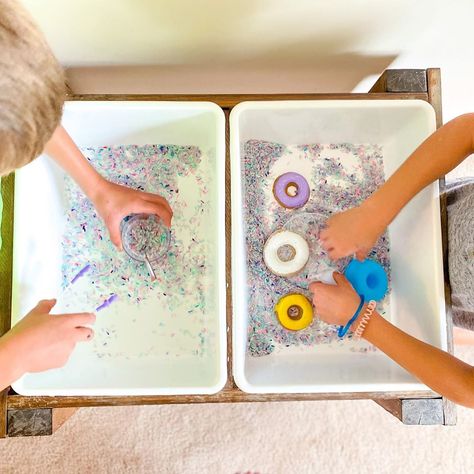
[275,293,313,331]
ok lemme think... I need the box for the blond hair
[0,0,65,176]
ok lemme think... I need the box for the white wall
[22,0,474,122]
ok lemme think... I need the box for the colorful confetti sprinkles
[243,141,391,357]
[61,144,217,359]
[122,214,171,263]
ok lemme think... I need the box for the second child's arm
[321,113,474,259]
[360,310,474,408]
[310,274,474,408]
[44,126,173,249]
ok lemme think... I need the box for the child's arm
[0,300,95,390]
[44,126,173,249]
[320,113,474,259]
[310,274,474,408]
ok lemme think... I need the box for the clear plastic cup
[121,214,171,279]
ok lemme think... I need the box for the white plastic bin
[12,101,226,396]
[230,100,446,394]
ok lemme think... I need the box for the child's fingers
[308,281,321,293]
[60,312,96,327]
[108,223,123,250]
[140,192,173,214]
[329,243,356,260]
[143,193,173,216]
[321,236,344,256]
[309,281,329,295]
[327,248,342,260]
[320,239,330,250]
[355,249,368,261]
[155,199,173,218]
[319,228,329,241]
[35,299,57,313]
[74,327,94,342]
[140,201,172,227]
[320,236,333,252]
[333,272,348,286]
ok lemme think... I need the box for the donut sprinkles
[263,230,309,277]
[243,140,391,357]
[273,172,310,209]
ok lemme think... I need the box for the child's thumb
[108,227,123,251]
[309,281,321,293]
[332,272,348,286]
[355,249,368,262]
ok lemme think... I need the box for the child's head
[0,0,65,177]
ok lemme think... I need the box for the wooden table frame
[0,68,455,437]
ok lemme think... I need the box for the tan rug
[0,346,472,474]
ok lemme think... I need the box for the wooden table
[0,68,455,437]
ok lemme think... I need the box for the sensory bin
[231,100,446,393]
[11,101,226,396]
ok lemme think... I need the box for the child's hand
[309,272,361,326]
[319,204,384,260]
[44,127,173,250]
[91,180,173,250]
[0,300,95,381]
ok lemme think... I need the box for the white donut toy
[263,230,309,277]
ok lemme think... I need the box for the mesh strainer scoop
[121,213,171,280]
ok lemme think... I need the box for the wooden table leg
[5,407,78,437]
[370,69,428,93]
[7,409,53,437]
[376,398,449,425]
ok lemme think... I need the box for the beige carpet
[0,346,473,474]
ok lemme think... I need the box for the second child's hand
[319,203,385,261]
[309,275,474,408]
[320,113,474,260]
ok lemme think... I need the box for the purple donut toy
[273,172,310,209]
